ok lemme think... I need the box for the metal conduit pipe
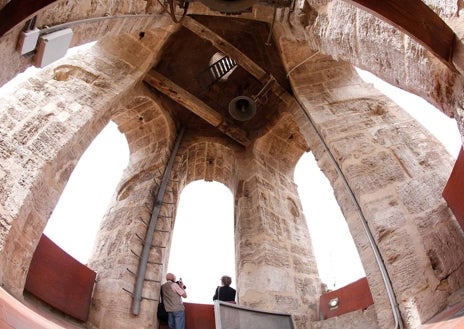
[131,126,185,315]
[293,97,403,329]
[38,14,155,36]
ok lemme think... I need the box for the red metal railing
[319,277,374,320]
[443,147,464,228]
[24,234,96,321]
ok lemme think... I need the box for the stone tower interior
[1,1,464,329]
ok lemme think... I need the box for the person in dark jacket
[213,275,236,303]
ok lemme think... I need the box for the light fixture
[328,297,339,310]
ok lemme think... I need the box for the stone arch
[0,32,157,298]
[297,1,463,119]
[253,111,310,176]
[87,131,239,328]
[174,135,241,195]
[281,46,464,327]
[0,29,175,327]
[1,2,463,136]
[86,91,177,328]
[1,2,464,329]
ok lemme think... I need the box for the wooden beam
[0,0,58,37]
[144,70,250,146]
[345,0,456,70]
[180,16,299,120]
[181,16,269,83]
[145,70,223,126]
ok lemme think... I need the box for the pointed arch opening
[168,180,236,304]
[295,152,365,291]
[43,121,129,264]
[355,68,461,158]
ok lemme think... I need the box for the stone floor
[418,301,464,329]
[1,286,464,328]
[0,287,82,329]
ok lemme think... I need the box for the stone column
[235,115,320,329]
[0,33,156,298]
[87,94,177,329]
[287,54,464,328]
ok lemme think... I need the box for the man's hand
[177,279,186,289]
[178,280,187,298]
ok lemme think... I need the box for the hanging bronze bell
[228,96,257,121]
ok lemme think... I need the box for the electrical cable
[38,14,154,36]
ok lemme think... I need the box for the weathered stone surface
[1,2,464,329]
[312,305,378,329]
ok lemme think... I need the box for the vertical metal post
[131,126,185,315]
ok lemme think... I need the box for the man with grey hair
[161,273,187,329]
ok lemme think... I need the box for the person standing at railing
[161,273,187,329]
[213,275,236,303]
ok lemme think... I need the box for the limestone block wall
[1,2,464,329]
[302,0,463,121]
[174,134,240,192]
[0,0,178,86]
[1,0,463,135]
[87,92,177,329]
[0,31,162,299]
[284,48,464,328]
[88,130,243,328]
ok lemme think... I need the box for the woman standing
[213,275,236,303]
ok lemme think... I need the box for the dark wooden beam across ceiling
[180,16,303,126]
[144,70,250,146]
[181,16,269,83]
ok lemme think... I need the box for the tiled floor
[2,286,464,328]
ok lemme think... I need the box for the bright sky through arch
[43,121,129,264]
[168,181,236,304]
[295,152,366,290]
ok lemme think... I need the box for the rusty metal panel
[24,234,96,322]
[319,277,374,319]
[443,147,464,229]
[184,302,215,329]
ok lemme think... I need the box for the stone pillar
[87,95,177,328]
[286,53,464,328]
[0,33,156,298]
[235,114,320,329]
